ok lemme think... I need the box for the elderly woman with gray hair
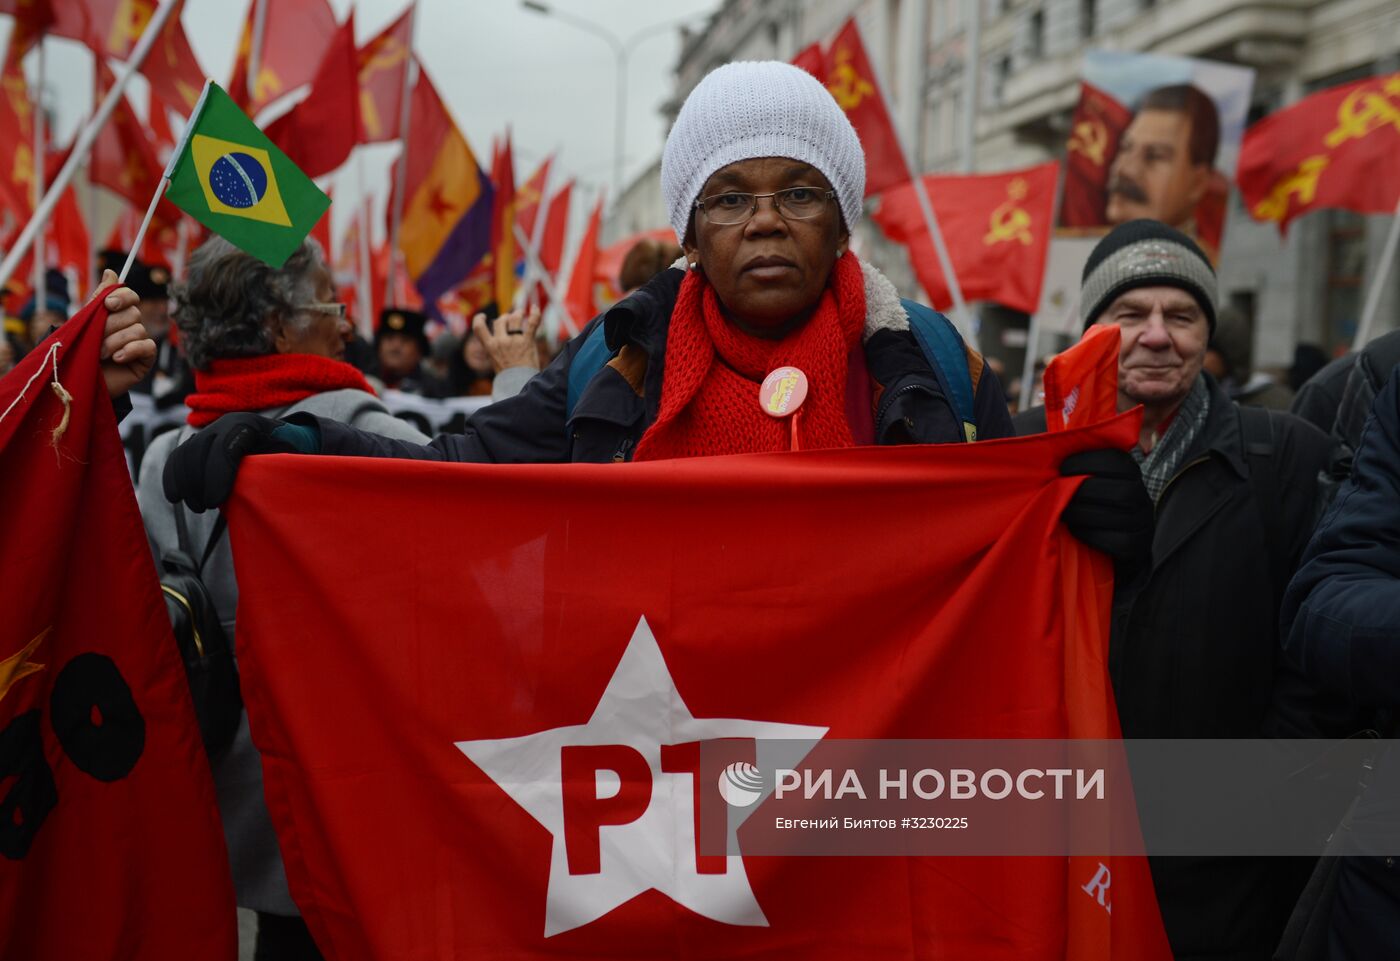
[134,236,425,960]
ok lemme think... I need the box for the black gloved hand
[1060,448,1154,569]
[163,412,294,513]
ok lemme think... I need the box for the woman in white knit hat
[163,61,1151,572]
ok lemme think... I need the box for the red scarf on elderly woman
[633,252,866,461]
[184,354,375,427]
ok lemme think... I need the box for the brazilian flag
[165,82,330,268]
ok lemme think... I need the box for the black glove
[163,412,295,513]
[1060,448,1154,569]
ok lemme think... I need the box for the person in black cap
[374,307,430,393]
[1018,219,1363,961]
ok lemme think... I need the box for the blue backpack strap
[565,323,616,421]
[900,298,978,442]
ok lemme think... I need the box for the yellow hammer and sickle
[1324,82,1400,149]
[13,144,33,195]
[1068,118,1108,167]
[4,73,30,123]
[1252,155,1329,222]
[984,201,1033,246]
[108,0,156,56]
[359,90,382,140]
[254,67,282,105]
[826,50,873,111]
[359,37,407,83]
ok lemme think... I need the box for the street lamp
[521,1,706,203]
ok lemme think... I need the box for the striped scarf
[1133,376,1210,502]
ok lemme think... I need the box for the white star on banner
[456,616,827,937]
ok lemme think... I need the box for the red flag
[90,61,163,209]
[872,161,1059,314]
[822,18,911,197]
[1237,71,1400,233]
[490,133,516,309]
[1043,324,1122,433]
[227,0,338,115]
[1058,83,1134,231]
[44,183,88,281]
[355,4,413,144]
[224,417,1169,960]
[0,57,36,223]
[265,12,359,179]
[138,0,206,116]
[514,155,552,254]
[0,0,55,62]
[539,179,571,279]
[0,293,237,961]
[148,86,175,156]
[310,185,332,259]
[790,41,824,79]
[563,194,603,331]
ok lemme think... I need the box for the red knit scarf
[634,252,866,461]
[185,354,376,427]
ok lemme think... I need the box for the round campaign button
[759,366,809,418]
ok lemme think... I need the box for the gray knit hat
[1081,220,1218,332]
[661,60,866,241]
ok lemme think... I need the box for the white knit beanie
[661,60,866,241]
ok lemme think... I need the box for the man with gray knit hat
[1018,219,1359,961]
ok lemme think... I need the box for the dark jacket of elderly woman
[134,237,425,952]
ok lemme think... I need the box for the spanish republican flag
[1238,71,1400,233]
[396,62,494,308]
[0,291,236,961]
[224,419,1169,960]
[872,161,1059,315]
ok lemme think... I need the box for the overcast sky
[24,0,718,247]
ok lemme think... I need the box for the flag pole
[32,36,46,303]
[515,153,555,311]
[384,3,419,305]
[513,221,574,332]
[1351,194,1400,350]
[1017,160,1070,412]
[854,20,979,350]
[248,0,268,103]
[0,0,182,294]
[119,178,170,284]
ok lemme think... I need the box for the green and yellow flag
[165,82,330,267]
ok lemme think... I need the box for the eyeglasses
[693,187,836,225]
[295,302,347,319]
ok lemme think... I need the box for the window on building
[1028,9,1045,59]
[989,54,1012,106]
[1080,0,1097,39]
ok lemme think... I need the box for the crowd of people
[8,58,1397,961]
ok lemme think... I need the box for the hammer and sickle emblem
[13,144,33,195]
[985,202,1033,246]
[1324,79,1400,149]
[826,50,873,111]
[108,0,156,56]
[1068,118,1108,167]
[1253,155,1330,222]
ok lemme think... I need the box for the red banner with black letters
[0,295,236,959]
[228,422,1169,959]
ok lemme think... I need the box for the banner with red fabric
[355,4,414,144]
[225,420,1170,959]
[266,11,360,179]
[1058,82,1133,231]
[0,294,236,960]
[872,161,1059,315]
[1237,71,1400,233]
